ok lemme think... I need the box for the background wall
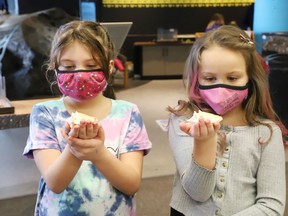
[18,0,79,16]
[100,5,254,61]
[17,0,254,62]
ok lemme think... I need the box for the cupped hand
[63,123,107,161]
[65,120,100,139]
[180,116,221,141]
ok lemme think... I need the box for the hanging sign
[103,0,254,8]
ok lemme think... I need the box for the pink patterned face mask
[57,69,106,101]
[197,83,249,115]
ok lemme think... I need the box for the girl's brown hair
[46,20,117,99]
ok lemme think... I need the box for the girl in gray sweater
[168,25,286,216]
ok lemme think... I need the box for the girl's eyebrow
[201,70,244,75]
[200,72,215,75]
[59,59,73,63]
[59,56,96,60]
[226,71,245,75]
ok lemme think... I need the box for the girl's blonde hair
[46,20,117,99]
[169,25,282,147]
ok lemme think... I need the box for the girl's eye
[204,77,216,82]
[87,65,97,68]
[62,65,75,69]
[228,76,238,81]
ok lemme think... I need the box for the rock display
[1,7,76,100]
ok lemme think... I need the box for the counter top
[0,97,59,130]
[134,41,193,46]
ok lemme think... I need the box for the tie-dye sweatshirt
[23,98,152,216]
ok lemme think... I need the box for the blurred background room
[0,0,287,215]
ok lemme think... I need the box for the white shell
[187,110,223,124]
[68,111,98,127]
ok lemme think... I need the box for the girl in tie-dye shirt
[23,20,152,216]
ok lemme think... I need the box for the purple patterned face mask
[57,69,106,101]
[197,83,249,115]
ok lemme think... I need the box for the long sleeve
[231,126,286,216]
[168,114,216,202]
[168,114,286,216]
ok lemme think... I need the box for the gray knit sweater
[168,114,286,216]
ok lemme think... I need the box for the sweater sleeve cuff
[180,156,216,202]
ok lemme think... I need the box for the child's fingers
[187,117,215,138]
[64,122,71,135]
[97,125,105,141]
[61,128,69,139]
[203,119,215,135]
[213,122,221,130]
[85,121,94,138]
[93,122,100,136]
[79,120,96,138]
[196,116,208,136]
[71,120,101,139]
[179,122,193,134]
[69,125,80,137]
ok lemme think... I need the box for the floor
[0,77,287,216]
[0,175,174,216]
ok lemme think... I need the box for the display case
[262,32,288,56]
[134,41,192,78]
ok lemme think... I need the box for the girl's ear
[109,60,115,75]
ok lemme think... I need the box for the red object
[114,58,125,72]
